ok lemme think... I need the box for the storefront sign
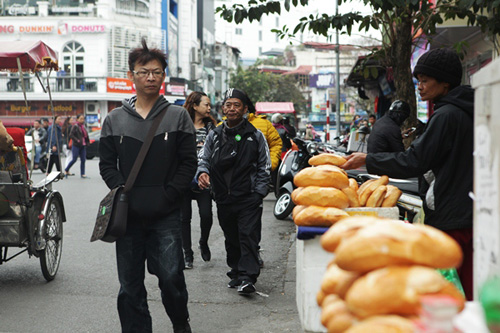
[165,83,185,96]
[52,7,93,13]
[7,104,32,113]
[309,73,335,89]
[19,25,54,33]
[107,77,165,94]
[0,25,15,34]
[71,25,106,33]
[107,78,134,93]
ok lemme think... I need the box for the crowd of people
[91,40,475,333]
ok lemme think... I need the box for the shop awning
[255,102,295,114]
[0,40,58,72]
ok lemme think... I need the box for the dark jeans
[217,194,263,283]
[65,145,87,175]
[445,228,473,301]
[46,154,60,173]
[180,189,213,258]
[116,210,189,332]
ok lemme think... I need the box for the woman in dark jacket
[341,48,474,300]
[64,114,90,178]
[181,92,216,269]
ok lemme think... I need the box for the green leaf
[285,0,290,11]
[363,67,370,79]
[370,67,378,78]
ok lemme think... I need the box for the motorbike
[273,137,336,220]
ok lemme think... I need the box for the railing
[0,75,103,93]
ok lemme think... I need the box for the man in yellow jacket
[247,112,282,172]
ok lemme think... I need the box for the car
[86,129,100,159]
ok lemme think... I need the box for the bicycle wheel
[39,198,63,281]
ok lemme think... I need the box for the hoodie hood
[434,85,474,118]
[122,95,170,120]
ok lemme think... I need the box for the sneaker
[184,257,193,270]
[173,322,192,333]
[199,241,211,262]
[227,278,241,289]
[258,252,264,268]
[237,280,256,295]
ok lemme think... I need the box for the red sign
[107,77,165,94]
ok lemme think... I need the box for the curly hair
[128,38,167,71]
[183,91,216,125]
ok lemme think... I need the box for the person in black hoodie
[99,39,197,333]
[341,48,474,300]
[197,88,271,295]
[367,100,410,153]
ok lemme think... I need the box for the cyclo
[0,40,66,281]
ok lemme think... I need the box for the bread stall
[292,153,497,332]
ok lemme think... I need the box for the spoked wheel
[274,191,295,220]
[39,199,63,281]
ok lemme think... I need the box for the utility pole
[335,0,341,139]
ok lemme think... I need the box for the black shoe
[184,256,193,270]
[173,322,192,333]
[227,278,241,289]
[238,280,256,295]
[258,252,264,268]
[199,241,211,262]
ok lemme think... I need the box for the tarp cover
[0,40,58,72]
[255,102,295,114]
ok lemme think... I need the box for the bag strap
[123,107,168,194]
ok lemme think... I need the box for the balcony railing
[0,75,102,93]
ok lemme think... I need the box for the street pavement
[0,158,303,333]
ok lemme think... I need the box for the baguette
[342,187,360,208]
[293,205,349,227]
[321,264,360,299]
[382,185,403,207]
[365,185,387,207]
[320,216,387,252]
[335,221,463,272]
[358,176,389,206]
[321,295,356,333]
[292,186,349,209]
[345,265,465,318]
[309,153,347,166]
[348,178,359,192]
[345,315,415,333]
[294,165,349,189]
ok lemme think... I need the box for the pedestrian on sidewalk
[64,114,90,178]
[342,48,474,300]
[62,116,76,172]
[197,88,271,295]
[99,38,197,333]
[181,91,216,269]
[45,115,63,174]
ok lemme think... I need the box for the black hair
[128,38,168,71]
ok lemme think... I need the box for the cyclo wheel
[39,198,63,281]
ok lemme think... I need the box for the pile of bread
[316,216,465,332]
[292,153,402,227]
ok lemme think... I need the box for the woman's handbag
[90,108,168,243]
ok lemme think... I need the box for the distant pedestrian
[65,114,90,178]
[283,117,297,138]
[62,116,76,171]
[197,88,271,295]
[99,38,196,333]
[368,114,377,128]
[271,113,292,153]
[45,115,63,174]
[26,120,46,169]
[367,100,410,154]
[181,91,216,269]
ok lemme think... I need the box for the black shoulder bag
[90,108,168,243]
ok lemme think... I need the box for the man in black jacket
[99,39,197,333]
[198,88,271,295]
[342,48,474,300]
[367,100,410,153]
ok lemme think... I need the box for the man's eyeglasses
[132,70,164,78]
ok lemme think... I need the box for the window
[258,31,262,41]
[259,47,262,55]
[276,17,279,27]
[235,28,242,35]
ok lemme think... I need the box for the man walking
[99,39,197,333]
[198,88,271,295]
[367,100,410,153]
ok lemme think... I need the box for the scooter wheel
[274,191,295,220]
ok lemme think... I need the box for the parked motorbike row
[273,137,422,221]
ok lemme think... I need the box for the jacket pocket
[128,185,172,219]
